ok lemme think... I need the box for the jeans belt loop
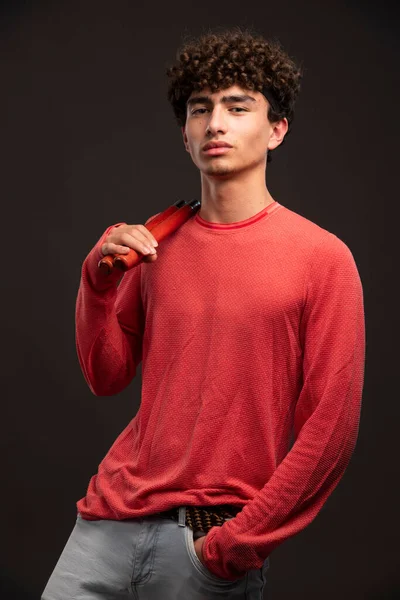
[178,506,186,527]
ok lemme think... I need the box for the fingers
[101,224,158,257]
[135,224,159,248]
[117,231,157,256]
[100,242,131,257]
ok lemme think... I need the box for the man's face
[182,84,287,178]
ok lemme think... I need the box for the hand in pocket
[193,534,207,566]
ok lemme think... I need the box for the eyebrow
[187,94,257,107]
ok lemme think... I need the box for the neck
[198,168,275,224]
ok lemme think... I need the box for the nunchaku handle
[97,198,201,275]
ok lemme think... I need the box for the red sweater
[75,200,365,581]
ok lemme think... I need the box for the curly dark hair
[166,26,303,162]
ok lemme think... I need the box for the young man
[42,27,365,599]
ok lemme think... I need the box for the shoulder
[278,204,355,266]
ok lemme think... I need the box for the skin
[182,84,288,224]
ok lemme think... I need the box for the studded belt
[156,504,241,538]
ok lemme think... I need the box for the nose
[206,105,228,135]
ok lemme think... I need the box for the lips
[202,141,232,151]
[203,146,232,156]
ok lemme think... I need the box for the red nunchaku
[97,198,201,275]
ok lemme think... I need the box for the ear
[267,118,289,152]
[182,126,190,152]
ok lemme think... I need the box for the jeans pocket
[184,525,242,586]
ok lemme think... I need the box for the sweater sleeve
[75,223,145,396]
[202,234,366,581]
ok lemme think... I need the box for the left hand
[194,534,207,566]
[195,533,239,582]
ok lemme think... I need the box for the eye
[192,108,208,115]
[229,107,247,112]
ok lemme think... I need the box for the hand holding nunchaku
[98,198,201,275]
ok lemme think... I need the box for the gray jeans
[41,506,270,599]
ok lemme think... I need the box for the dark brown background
[1,0,398,597]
